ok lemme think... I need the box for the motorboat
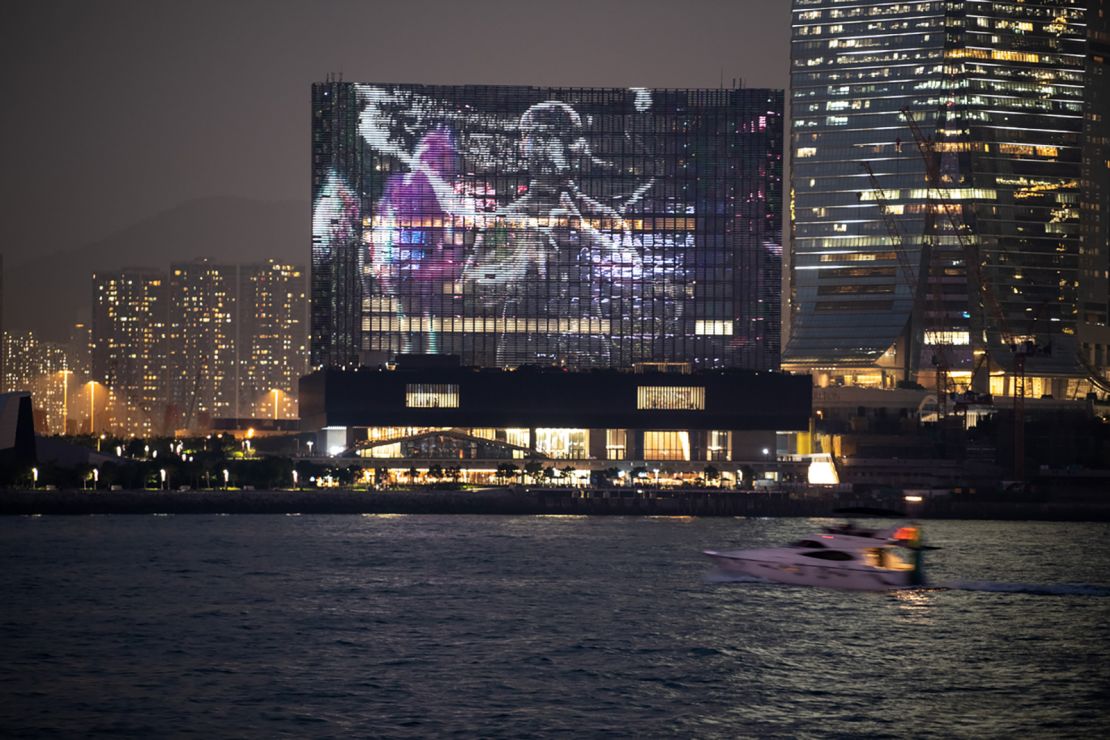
[704,519,928,591]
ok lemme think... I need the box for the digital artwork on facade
[312,83,784,371]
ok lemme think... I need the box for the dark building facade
[784,0,1090,396]
[312,81,784,372]
[299,363,811,469]
[1080,0,1110,374]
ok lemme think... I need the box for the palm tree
[496,462,518,485]
[524,461,544,485]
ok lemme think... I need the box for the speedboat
[704,520,927,591]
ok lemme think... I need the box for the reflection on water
[1,516,1108,736]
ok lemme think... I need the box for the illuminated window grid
[786,0,1085,376]
[636,386,705,411]
[405,384,460,408]
[313,82,783,371]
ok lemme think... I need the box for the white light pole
[306,440,314,456]
[222,468,230,489]
[292,469,299,489]
[159,468,167,490]
[92,468,99,488]
[31,467,38,489]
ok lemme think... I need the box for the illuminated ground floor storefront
[299,363,813,485]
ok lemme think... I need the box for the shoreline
[2,488,1109,521]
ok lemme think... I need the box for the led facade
[785,0,1088,390]
[312,82,784,371]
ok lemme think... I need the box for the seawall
[1,488,1108,521]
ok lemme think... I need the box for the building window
[405,384,459,408]
[606,429,627,460]
[534,428,589,459]
[707,430,731,462]
[644,431,691,461]
[637,386,705,410]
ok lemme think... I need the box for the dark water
[1,515,1108,738]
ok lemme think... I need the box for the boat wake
[705,570,1110,596]
[939,581,1110,597]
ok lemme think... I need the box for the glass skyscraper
[784,0,1088,395]
[1080,0,1110,375]
[312,82,784,371]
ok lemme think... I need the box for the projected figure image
[355,85,667,367]
[463,100,643,366]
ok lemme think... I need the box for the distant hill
[5,197,308,340]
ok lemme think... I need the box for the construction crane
[900,106,1035,476]
[858,161,943,401]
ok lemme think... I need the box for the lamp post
[92,468,99,489]
[273,388,280,421]
[31,467,38,489]
[306,440,314,456]
[222,468,229,489]
[292,469,299,489]
[159,468,167,490]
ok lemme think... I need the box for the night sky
[1,0,791,332]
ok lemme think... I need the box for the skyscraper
[91,269,166,437]
[784,0,1089,397]
[166,259,238,428]
[1080,0,1110,374]
[312,81,784,371]
[238,260,308,419]
[1,330,73,434]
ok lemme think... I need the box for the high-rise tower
[166,259,238,428]
[91,269,167,436]
[238,260,308,419]
[1080,0,1110,375]
[785,0,1089,397]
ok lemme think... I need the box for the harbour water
[1,515,1108,737]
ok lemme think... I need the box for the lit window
[637,386,705,411]
[534,428,589,459]
[695,320,733,336]
[644,431,691,461]
[405,384,459,408]
[606,429,627,461]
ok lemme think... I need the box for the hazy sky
[0,0,791,268]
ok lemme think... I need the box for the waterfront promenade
[2,487,1107,520]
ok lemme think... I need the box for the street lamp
[31,467,38,489]
[306,440,314,456]
[292,469,299,489]
[273,388,280,421]
[222,468,230,489]
[159,468,167,490]
[92,468,99,488]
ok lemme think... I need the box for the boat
[704,517,928,591]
